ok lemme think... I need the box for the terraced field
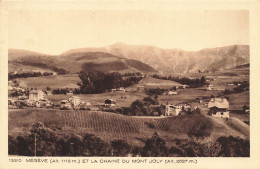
[9,109,249,147]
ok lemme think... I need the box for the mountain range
[9,43,249,74]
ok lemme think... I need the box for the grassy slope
[9,50,157,74]
[227,91,249,110]
[9,109,249,147]
[16,74,81,90]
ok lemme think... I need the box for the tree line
[78,71,142,94]
[8,72,54,80]
[122,72,142,77]
[8,122,249,157]
[145,88,168,95]
[152,74,207,88]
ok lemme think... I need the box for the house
[244,109,250,113]
[29,90,44,101]
[8,86,14,91]
[194,98,202,103]
[208,98,229,118]
[85,102,91,106]
[111,89,117,92]
[18,95,28,100]
[207,85,214,90]
[35,101,42,108]
[104,99,116,108]
[53,72,57,75]
[60,100,72,108]
[66,90,74,95]
[206,78,214,82]
[117,87,125,92]
[46,91,53,96]
[168,91,178,95]
[44,100,53,107]
[182,85,189,89]
[68,96,81,106]
[165,104,181,116]
[8,98,17,105]
[15,87,25,92]
[175,103,191,110]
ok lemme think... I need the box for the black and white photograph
[5,4,251,158]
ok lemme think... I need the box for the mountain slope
[8,50,157,74]
[8,49,51,60]
[63,43,249,74]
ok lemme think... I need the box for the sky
[8,9,249,55]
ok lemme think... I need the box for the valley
[8,44,250,157]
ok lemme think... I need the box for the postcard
[1,1,260,169]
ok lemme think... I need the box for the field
[227,91,249,110]
[226,91,249,122]
[182,64,249,81]
[158,88,222,105]
[16,74,81,90]
[9,62,52,73]
[176,64,249,90]
[139,77,182,89]
[9,109,249,147]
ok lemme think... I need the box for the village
[8,74,248,119]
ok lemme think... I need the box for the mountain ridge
[9,43,249,74]
[61,43,249,74]
[8,50,157,74]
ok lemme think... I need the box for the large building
[165,104,181,116]
[60,100,72,109]
[68,96,81,106]
[207,84,214,91]
[208,98,229,118]
[60,96,81,109]
[168,91,178,95]
[29,90,44,101]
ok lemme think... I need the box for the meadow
[16,74,81,90]
[158,88,222,105]
[140,77,182,89]
[227,91,249,110]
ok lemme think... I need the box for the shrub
[111,139,131,156]
[143,97,159,105]
[83,133,111,156]
[216,136,250,157]
[141,132,168,157]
